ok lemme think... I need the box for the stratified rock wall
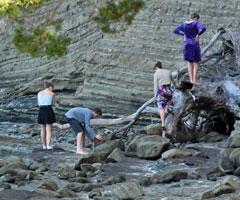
[1,0,240,119]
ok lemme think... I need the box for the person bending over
[65,107,103,155]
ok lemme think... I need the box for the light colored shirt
[65,107,96,138]
[38,94,53,106]
[154,69,171,96]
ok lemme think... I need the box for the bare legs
[159,108,166,138]
[40,124,52,149]
[76,132,88,155]
[188,62,199,84]
[40,125,46,148]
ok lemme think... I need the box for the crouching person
[65,107,103,155]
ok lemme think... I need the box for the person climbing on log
[173,12,206,85]
[153,61,173,138]
[65,107,103,155]
[37,81,57,150]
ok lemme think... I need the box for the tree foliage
[0,0,71,58]
[93,0,145,33]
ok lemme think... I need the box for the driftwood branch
[112,97,156,135]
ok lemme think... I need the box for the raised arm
[173,23,185,36]
[196,21,206,35]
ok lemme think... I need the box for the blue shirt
[65,107,96,137]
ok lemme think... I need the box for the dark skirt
[38,106,56,124]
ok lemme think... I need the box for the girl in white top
[37,81,56,150]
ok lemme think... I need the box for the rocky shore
[1,0,240,199]
[1,121,240,200]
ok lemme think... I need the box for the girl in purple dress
[174,13,206,85]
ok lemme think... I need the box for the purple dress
[174,20,206,62]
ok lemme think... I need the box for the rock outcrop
[1,0,240,121]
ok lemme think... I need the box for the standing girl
[37,81,56,150]
[174,13,206,85]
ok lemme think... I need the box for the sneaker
[42,145,47,150]
[47,145,53,150]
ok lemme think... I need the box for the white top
[38,94,53,106]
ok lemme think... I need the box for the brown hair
[93,108,102,116]
[44,81,54,89]
[153,61,162,70]
[191,12,200,20]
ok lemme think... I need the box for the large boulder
[38,180,59,191]
[75,139,124,169]
[105,182,144,200]
[142,124,162,135]
[220,120,240,173]
[126,135,170,155]
[152,169,188,183]
[0,156,36,184]
[200,176,240,199]
[58,164,76,180]
[161,149,192,160]
[128,135,170,159]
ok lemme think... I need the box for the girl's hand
[195,34,199,42]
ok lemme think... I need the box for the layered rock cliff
[1,0,240,121]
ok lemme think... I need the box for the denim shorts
[67,118,84,135]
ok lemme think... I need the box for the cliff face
[1,0,240,120]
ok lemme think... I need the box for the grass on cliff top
[0,0,71,58]
[93,0,145,33]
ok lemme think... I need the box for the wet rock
[138,176,153,186]
[135,135,169,159]
[234,166,240,176]
[29,162,48,172]
[226,134,240,148]
[142,123,161,135]
[88,190,102,199]
[105,181,143,200]
[76,171,87,178]
[0,157,36,184]
[219,148,235,172]
[65,183,102,192]
[106,148,124,163]
[161,148,192,160]
[57,188,76,198]
[199,131,225,142]
[35,188,59,198]
[126,134,146,152]
[69,177,89,183]
[80,164,95,174]
[200,176,240,199]
[102,175,126,185]
[229,148,240,168]
[0,183,11,190]
[39,180,59,191]
[206,168,224,181]
[220,120,240,173]
[58,164,76,180]
[153,169,188,183]
[75,139,124,169]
